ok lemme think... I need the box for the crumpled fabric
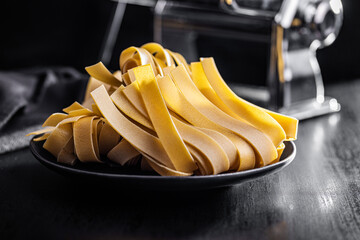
[0,67,87,154]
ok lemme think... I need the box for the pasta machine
[104,0,343,119]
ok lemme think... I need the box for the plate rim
[30,138,296,181]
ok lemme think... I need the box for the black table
[1,80,360,240]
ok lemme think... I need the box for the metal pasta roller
[104,0,343,119]
[154,0,343,119]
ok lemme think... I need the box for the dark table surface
[1,80,360,240]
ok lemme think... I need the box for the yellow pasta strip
[194,64,291,161]
[201,57,286,147]
[57,115,86,126]
[111,88,153,130]
[83,77,112,105]
[143,155,192,177]
[43,123,73,158]
[185,144,212,175]
[228,135,256,171]
[85,62,122,87]
[99,122,121,155]
[73,116,102,163]
[122,72,131,86]
[107,138,140,166]
[122,81,148,117]
[171,116,229,174]
[63,102,85,113]
[42,113,68,127]
[117,81,231,174]
[113,83,229,174]
[68,108,95,117]
[163,66,176,76]
[84,77,102,102]
[113,70,123,84]
[27,127,55,136]
[107,86,117,96]
[122,58,141,75]
[118,73,220,173]
[263,110,298,140]
[192,61,291,160]
[166,49,192,75]
[170,65,277,166]
[192,61,298,141]
[120,47,158,75]
[30,42,297,176]
[57,137,77,166]
[118,72,250,172]
[91,104,103,117]
[152,57,166,76]
[157,74,255,170]
[173,52,190,69]
[141,43,174,67]
[135,65,197,172]
[82,97,95,110]
[118,83,223,174]
[196,127,237,169]
[140,43,175,76]
[91,85,177,170]
[33,133,51,142]
[191,62,242,119]
[271,142,285,165]
[92,118,102,160]
[127,68,137,83]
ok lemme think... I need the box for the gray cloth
[0,67,87,154]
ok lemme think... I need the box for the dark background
[0,0,359,83]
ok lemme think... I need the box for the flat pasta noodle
[166,49,192,75]
[115,74,230,174]
[57,137,77,166]
[191,61,298,142]
[42,113,68,127]
[111,88,153,130]
[170,65,278,166]
[141,43,174,67]
[91,85,178,170]
[142,155,192,177]
[107,138,140,166]
[43,124,73,158]
[120,47,158,76]
[63,102,86,113]
[85,62,122,87]
[29,42,297,176]
[73,116,102,163]
[200,57,287,147]
[157,74,256,171]
[171,116,230,174]
[135,65,197,173]
[99,122,121,155]
[27,127,55,137]
[191,62,245,121]
[83,77,112,104]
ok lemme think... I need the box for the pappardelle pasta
[28,43,298,176]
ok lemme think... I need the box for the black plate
[30,139,296,190]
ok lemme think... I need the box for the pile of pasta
[28,43,298,176]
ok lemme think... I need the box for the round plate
[30,139,296,190]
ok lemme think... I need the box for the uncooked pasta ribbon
[28,42,298,176]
